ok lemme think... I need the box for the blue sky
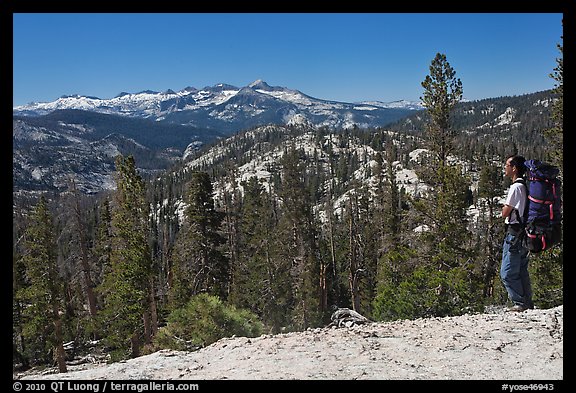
[13,13,563,107]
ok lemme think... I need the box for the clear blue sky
[13,13,563,107]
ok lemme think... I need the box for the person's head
[505,154,526,179]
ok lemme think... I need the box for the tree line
[12,48,563,372]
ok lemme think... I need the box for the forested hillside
[388,89,556,161]
[13,110,221,194]
[13,52,563,372]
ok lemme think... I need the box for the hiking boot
[507,304,527,312]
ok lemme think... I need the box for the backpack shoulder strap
[512,178,528,225]
[513,178,526,186]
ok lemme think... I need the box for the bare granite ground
[16,305,563,381]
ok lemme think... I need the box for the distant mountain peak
[136,90,159,95]
[60,94,101,100]
[248,79,272,90]
[207,83,238,92]
[236,86,268,97]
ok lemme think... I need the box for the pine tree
[13,229,28,369]
[545,27,563,171]
[378,143,402,246]
[171,171,229,308]
[277,146,321,329]
[477,162,505,298]
[147,173,180,308]
[93,197,112,292]
[371,144,410,320]
[321,180,343,313]
[220,167,241,298]
[228,176,265,311]
[383,53,483,318]
[346,183,379,317]
[346,190,362,312]
[66,179,98,319]
[420,52,463,166]
[16,196,68,372]
[228,176,292,331]
[98,155,155,360]
[417,53,472,266]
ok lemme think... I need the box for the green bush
[152,294,263,351]
[529,247,563,309]
[372,264,484,321]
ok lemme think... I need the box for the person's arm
[502,183,521,219]
[502,204,514,219]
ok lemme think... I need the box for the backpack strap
[512,178,528,226]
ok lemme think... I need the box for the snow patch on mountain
[181,124,434,227]
[360,100,424,110]
[14,80,421,132]
[495,107,520,126]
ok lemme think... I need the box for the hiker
[500,154,534,312]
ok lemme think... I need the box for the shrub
[372,264,484,321]
[152,294,263,351]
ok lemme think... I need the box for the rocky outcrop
[16,305,563,380]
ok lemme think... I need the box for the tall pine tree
[477,162,505,299]
[416,53,471,266]
[228,176,292,331]
[420,52,463,166]
[16,196,68,372]
[171,171,229,307]
[375,53,481,320]
[98,155,155,360]
[545,26,563,171]
[277,146,321,329]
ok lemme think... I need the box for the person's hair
[506,154,526,177]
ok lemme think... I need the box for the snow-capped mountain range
[13,83,553,197]
[14,80,423,132]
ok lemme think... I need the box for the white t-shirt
[504,180,527,225]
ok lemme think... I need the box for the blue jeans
[500,231,533,308]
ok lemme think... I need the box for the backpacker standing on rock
[500,154,534,312]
